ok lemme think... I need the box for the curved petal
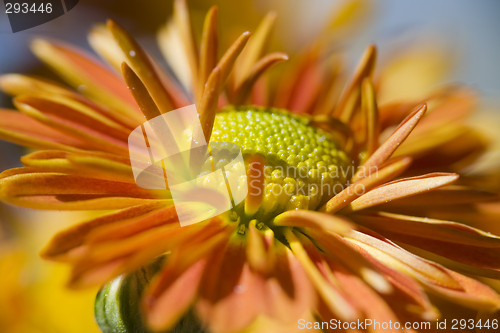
[345,230,500,311]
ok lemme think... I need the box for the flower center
[209,106,351,224]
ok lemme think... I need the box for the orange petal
[233,12,276,87]
[197,6,218,105]
[30,38,141,121]
[0,172,168,199]
[310,114,354,150]
[40,202,166,260]
[87,23,126,72]
[20,150,135,184]
[361,78,379,156]
[343,173,459,212]
[1,193,165,210]
[85,206,179,244]
[0,109,90,151]
[246,221,276,274]
[321,156,412,213]
[157,20,193,93]
[121,62,161,121]
[172,0,198,91]
[198,67,222,142]
[284,229,360,321]
[274,210,354,234]
[0,74,143,129]
[335,44,377,122]
[352,103,426,182]
[14,95,130,155]
[232,52,289,105]
[245,154,266,216]
[107,19,175,114]
[216,31,252,87]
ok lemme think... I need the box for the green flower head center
[209,106,351,223]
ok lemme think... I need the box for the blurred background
[0,0,499,332]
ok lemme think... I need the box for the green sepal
[94,258,206,333]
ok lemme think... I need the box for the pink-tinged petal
[345,230,500,311]
[351,212,500,277]
[107,19,175,114]
[0,109,93,151]
[40,203,166,260]
[85,206,179,244]
[421,203,500,237]
[264,240,316,324]
[251,75,269,106]
[14,96,130,155]
[233,12,276,86]
[232,52,289,105]
[21,94,129,139]
[285,51,323,114]
[30,38,142,120]
[335,44,377,122]
[304,227,392,295]
[284,229,361,321]
[327,259,401,332]
[321,156,412,213]
[197,237,265,333]
[398,128,487,172]
[197,6,218,104]
[144,227,231,331]
[359,254,439,322]
[145,259,206,331]
[352,103,426,182]
[274,210,355,234]
[343,173,459,212]
[68,222,218,288]
[377,186,498,208]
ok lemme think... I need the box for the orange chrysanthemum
[1,1,500,332]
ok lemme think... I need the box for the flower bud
[94,259,205,333]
